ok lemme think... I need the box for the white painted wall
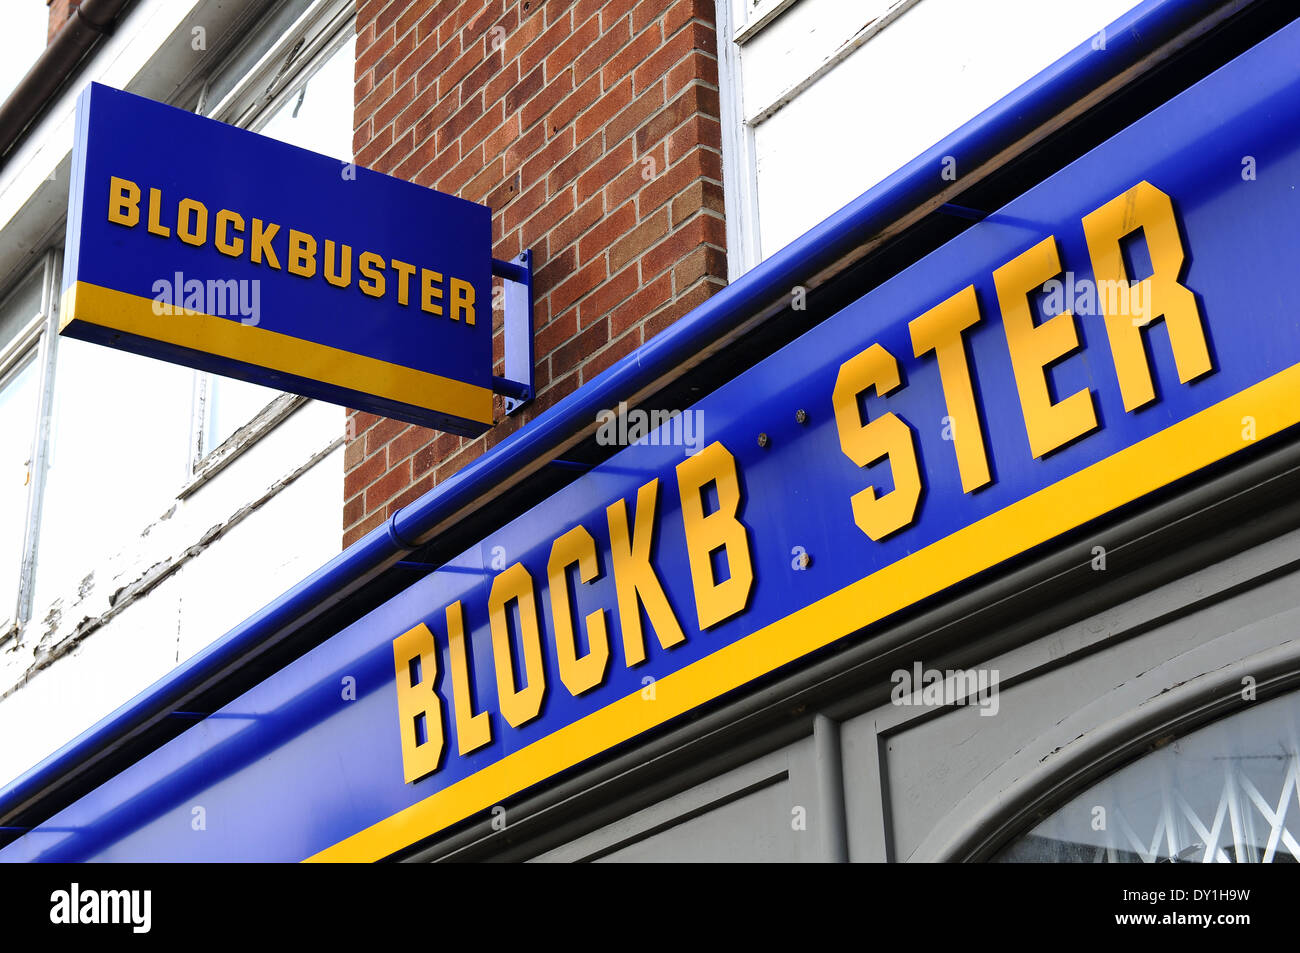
[0,0,347,787]
[0,402,344,784]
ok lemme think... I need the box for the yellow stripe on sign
[61,281,494,425]
[307,361,1300,863]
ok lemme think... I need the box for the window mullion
[15,250,63,633]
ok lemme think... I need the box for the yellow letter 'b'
[675,442,754,630]
[107,176,140,227]
[392,622,445,783]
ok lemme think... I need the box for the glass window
[195,31,356,464]
[34,340,195,612]
[201,375,282,455]
[994,691,1300,863]
[717,0,1138,269]
[200,0,316,119]
[0,268,43,348]
[0,265,48,630]
[255,32,355,162]
[3,5,357,634]
[0,356,38,624]
[0,0,49,104]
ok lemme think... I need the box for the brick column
[345,0,727,546]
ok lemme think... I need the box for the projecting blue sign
[8,17,1300,861]
[61,83,496,435]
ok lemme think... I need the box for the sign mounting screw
[757,432,769,448]
[795,409,808,424]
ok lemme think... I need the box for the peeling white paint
[0,398,345,785]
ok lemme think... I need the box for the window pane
[204,374,280,453]
[994,691,1300,863]
[0,356,38,621]
[34,341,193,610]
[0,268,44,351]
[201,0,315,117]
[741,0,1137,259]
[256,33,356,161]
[199,33,357,459]
[0,1,48,104]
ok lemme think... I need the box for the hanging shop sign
[8,18,1300,862]
[60,83,505,436]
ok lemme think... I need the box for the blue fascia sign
[7,18,1300,861]
[61,83,504,436]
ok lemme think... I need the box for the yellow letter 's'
[832,343,922,541]
[359,252,386,298]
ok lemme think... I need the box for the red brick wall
[345,0,727,547]
[47,0,82,43]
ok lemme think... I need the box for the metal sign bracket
[491,250,535,415]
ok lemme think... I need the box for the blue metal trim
[384,516,419,551]
[0,0,1247,829]
[939,203,988,221]
[495,249,535,413]
[490,257,530,286]
[491,375,531,401]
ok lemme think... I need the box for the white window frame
[178,0,355,498]
[714,0,923,276]
[715,0,763,280]
[732,0,800,44]
[1,1,357,636]
[0,250,62,643]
